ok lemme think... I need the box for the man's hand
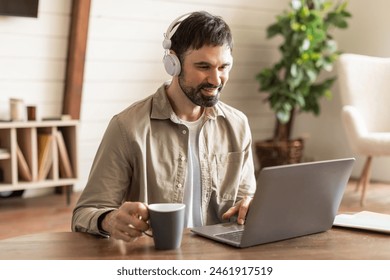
[222,196,252,225]
[102,202,149,242]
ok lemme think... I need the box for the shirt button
[180,156,186,161]
[182,130,187,134]
[177,183,182,188]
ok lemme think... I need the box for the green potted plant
[255,0,351,168]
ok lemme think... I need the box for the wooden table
[0,228,389,260]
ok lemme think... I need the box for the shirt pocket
[212,152,244,201]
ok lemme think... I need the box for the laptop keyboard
[215,230,244,243]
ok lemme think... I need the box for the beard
[178,73,223,108]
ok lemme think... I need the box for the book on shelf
[38,133,54,180]
[55,130,73,178]
[16,144,32,181]
[0,148,10,160]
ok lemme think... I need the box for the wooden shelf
[0,120,78,203]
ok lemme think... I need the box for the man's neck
[166,81,204,122]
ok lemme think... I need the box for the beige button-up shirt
[72,84,256,236]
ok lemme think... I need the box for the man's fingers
[237,196,252,225]
[106,202,150,242]
[129,214,150,232]
[111,228,140,242]
[222,196,253,224]
[122,202,149,221]
[222,205,239,220]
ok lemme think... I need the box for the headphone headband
[162,12,192,50]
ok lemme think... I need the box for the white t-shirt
[180,115,205,228]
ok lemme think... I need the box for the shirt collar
[151,82,226,121]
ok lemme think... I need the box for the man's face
[178,44,233,107]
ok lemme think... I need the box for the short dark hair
[170,11,233,61]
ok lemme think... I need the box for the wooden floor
[0,180,389,240]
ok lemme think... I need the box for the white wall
[0,0,72,120]
[293,0,390,182]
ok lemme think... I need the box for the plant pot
[255,138,304,169]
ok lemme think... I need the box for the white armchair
[337,53,390,205]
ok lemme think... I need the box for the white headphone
[162,13,192,76]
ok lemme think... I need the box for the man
[72,11,256,242]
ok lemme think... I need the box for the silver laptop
[191,158,355,248]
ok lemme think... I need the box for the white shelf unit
[0,120,78,203]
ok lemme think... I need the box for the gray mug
[146,203,185,250]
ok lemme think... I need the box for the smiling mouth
[201,86,221,95]
[202,88,217,94]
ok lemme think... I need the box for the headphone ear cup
[163,53,181,76]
